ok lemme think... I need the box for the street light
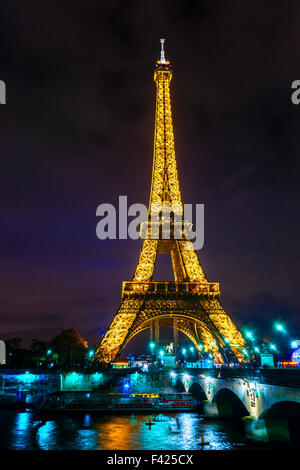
[159,350,164,357]
[245,331,254,341]
[89,350,94,358]
[182,348,186,355]
[291,341,298,349]
[47,349,52,355]
[254,347,260,353]
[190,346,194,352]
[269,343,277,351]
[149,342,155,349]
[275,323,286,334]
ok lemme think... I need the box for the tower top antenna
[160,38,167,64]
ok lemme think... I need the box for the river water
[0,409,279,450]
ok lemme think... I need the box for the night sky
[1,1,299,350]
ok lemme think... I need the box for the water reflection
[3,410,250,450]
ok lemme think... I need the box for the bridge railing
[184,368,300,388]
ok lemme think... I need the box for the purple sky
[1,1,299,351]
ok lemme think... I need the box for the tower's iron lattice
[95,40,246,364]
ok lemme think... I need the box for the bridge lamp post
[158,349,164,368]
[275,323,286,334]
[274,323,287,361]
[149,342,156,361]
[181,348,187,365]
[245,331,255,341]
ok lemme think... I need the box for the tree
[50,329,87,369]
[30,339,48,367]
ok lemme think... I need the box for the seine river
[0,409,279,451]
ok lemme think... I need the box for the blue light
[47,349,52,355]
[182,348,186,354]
[159,350,164,356]
[291,341,298,349]
[149,342,155,349]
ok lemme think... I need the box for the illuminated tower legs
[155,319,160,353]
[150,322,153,341]
[173,318,178,360]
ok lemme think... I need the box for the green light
[245,331,254,341]
[275,323,286,334]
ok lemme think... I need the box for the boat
[37,391,195,412]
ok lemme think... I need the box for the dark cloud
[0,0,299,347]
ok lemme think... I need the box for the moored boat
[38,391,195,412]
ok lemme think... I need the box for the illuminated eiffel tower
[95,40,246,364]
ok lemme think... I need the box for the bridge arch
[189,382,207,401]
[260,400,300,444]
[174,379,186,393]
[213,388,249,420]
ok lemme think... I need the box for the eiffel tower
[95,39,246,364]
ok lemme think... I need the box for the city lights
[245,331,254,341]
[275,323,286,334]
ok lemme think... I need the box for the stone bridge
[169,368,300,443]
